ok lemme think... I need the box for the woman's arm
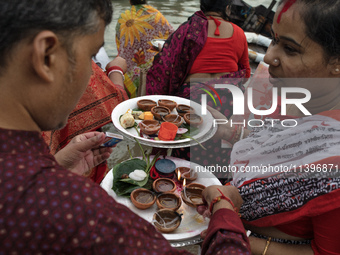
[105,56,127,88]
[248,236,313,255]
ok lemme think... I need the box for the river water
[104,0,277,58]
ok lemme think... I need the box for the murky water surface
[104,0,277,58]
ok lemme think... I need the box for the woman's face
[264,3,334,80]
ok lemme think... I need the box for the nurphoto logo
[200,84,311,128]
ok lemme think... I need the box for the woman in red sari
[210,0,340,254]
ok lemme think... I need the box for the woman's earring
[273,59,279,65]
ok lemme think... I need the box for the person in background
[0,0,251,253]
[146,0,251,183]
[42,57,128,184]
[116,0,174,98]
[210,0,340,254]
[146,0,250,97]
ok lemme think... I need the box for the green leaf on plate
[112,158,147,196]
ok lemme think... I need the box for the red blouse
[189,23,251,77]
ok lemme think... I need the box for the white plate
[111,95,214,146]
[151,39,166,49]
[100,156,221,242]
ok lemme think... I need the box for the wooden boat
[230,0,277,38]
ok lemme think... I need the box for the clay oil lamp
[183,113,203,127]
[181,179,205,208]
[130,188,156,210]
[156,192,182,211]
[137,99,157,111]
[186,182,206,190]
[176,104,195,117]
[162,114,184,127]
[153,209,182,233]
[176,167,197,184]
[139,120,160,135]
[153,178,176,193]
[155,158,176,178]
[158,99,177,112]
[151,106,171,121]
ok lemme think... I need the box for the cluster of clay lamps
[130,167,205,233]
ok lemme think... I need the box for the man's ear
[31,31,60,82]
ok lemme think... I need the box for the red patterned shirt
[0,128,250,254]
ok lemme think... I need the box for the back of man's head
[0,0,113,72]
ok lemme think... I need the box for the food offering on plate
[137,99,157,111]
[154,158,176,179]
[120,109,135,129]
[175,167,198,184]
[181,182,206,208]
[158,99,177,111]
[158,122,178,141]
[152,178,177,193]
[162,114,184,127]
[153,209,182,233]
[183,113,203,127]
[151,106,171,121]
[139,120,161,135]
[118,98,207,147]
[111,145,211,233]
[156,192,182,211]
[130,188,156,210]
[176,104,195,117]
[111,141,162,197]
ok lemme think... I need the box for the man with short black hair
[0,0,250,253]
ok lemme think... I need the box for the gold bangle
[262,237,271,255]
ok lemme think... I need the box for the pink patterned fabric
[0,128,250,254]
[146,11,209,96]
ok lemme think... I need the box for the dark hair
[0,0,113,69]
[130,0,147,5]
[200,0,232,20]
[279,0,340,61]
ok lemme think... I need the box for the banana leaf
[111,158,147,196]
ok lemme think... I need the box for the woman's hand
[208,106,249,143]
[197,185,243,239]
[197,185,243,217]
[54,132,113,176]
[106,56,127,73]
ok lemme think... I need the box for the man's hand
[54,132,113,175]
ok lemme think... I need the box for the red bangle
[106,66,124,75]
[209,188,240,216]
